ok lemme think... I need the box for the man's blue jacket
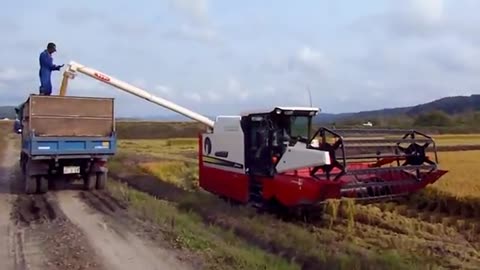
[39,50,61,95]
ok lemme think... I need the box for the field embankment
[116,121,206,139]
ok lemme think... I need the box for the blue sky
[1,0,479,117]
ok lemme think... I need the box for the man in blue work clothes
[39,42,64,95]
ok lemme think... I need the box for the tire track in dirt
[1,136,107,270]
[56,190,194,270]
[0,138,49,270]
[10,179,106,270]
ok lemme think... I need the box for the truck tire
[84,174,96,190]
[20,153,26,172]
[37,176,48,194]
[25,175,37,194]
[96,172,107,190]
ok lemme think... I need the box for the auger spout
[61,61,215,128]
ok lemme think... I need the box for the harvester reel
[397,142,430,166]
[310,139,345,179]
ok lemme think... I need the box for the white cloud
[170,0,209,23]
[226,77,249,101]
[436,40,480,73]
[4,0,480,116]
[0,17,19,33]
[165,0,218,44]
[55,7,103,24]
[164,24,218,43]
[0,68,28,81]
[381,0,446,37]
[365,79,384,89]
[264,85,276,95]
[403,0,444,24]
[297,46,328,72]
[181,24,217,41]
[154,85,174,97]
[107,21,152,37]
[131,78,148,89]
[286,46,330,76]
[206,90,221,102]
[182,91,202,102]
[183,77,252,105]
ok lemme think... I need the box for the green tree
[413,110,452,127]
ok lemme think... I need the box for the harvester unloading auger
[59,61,448,217]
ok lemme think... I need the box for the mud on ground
[11,192,104,270]
[0,134,199,270]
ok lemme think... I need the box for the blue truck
[14,94,116,194]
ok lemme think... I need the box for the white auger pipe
[66,61,215,128]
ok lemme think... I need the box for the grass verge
[106,180,300,270]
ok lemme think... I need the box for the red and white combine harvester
[59,61,448,216]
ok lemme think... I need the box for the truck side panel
[24,136,116,156]
[21,95,114,137]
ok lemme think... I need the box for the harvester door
[244,115,275,176]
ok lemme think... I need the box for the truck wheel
[25,175,37,194]
[20,153,25,173]
[96,172,107,190]
[37,176,48,194]
[83,174,96,190]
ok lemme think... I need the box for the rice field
[108,132,480,270]
[434,134,480,146]
[431,150,480,199]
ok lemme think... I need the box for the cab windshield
[290,116,311,139]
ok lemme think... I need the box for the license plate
[63,166,80,174]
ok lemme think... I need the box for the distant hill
[0,106,15,119]
[121,95,480,127]
[407,95,480,115]
[314,94,480,125]
[2,94,478,128]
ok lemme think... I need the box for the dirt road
[0,137,47,270]
[57,191,192,270]
[0,137,194,270]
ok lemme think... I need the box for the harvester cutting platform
[18,60,448,215]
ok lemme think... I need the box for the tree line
[328,110,480,133]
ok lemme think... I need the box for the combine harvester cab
[198,107,448,215]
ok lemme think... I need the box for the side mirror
[13,120,22,134]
